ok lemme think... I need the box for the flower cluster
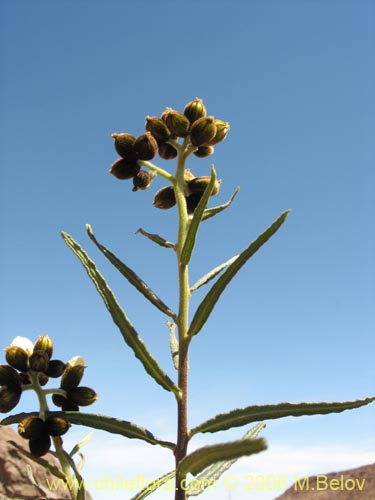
[1,336,98,456]
[109,97,229,212]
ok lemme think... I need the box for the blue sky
[1,1,374,498]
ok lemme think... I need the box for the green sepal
[129,470,176,500]
[61,231,181,399]
[2,411,176,451]
[180,166,217,265]
[190,397,375,436]
[86,224,177,321]
[188,210,290,337]
[135,227,175,249]
[202,186,240,221]
[190,255,239,293]
[186,423,265,497]
[178,438,267,477]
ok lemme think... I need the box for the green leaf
[3,412,176,451]
[136,227,175,249]
[129,470,175,500]
[178,438,267,477]
[62,449,86,500]
[188,210,291,337]
[69,430,94,457]
[190,255,239,293]
[61,231,181,399]
[86,224,177,321]
[26,464,49,497]
[202,186,240,221]
[180,166,217,265]
[167,321,179,370]
[190,397,375,436]
[186,423,265,497]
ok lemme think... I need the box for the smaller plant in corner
[1,98,374,500]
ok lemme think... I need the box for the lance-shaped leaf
[180,166,217,265]
[26,464,49,497]
[167,321,179,370]
[202,186,240,221]
[62,449,86,500]
[188,210,291,337]
[129,470,175,500]
[2,411,176,451]
[190,397,375,436]
[178,438,267,477]
[61,231,181,399]
[86,224,177,321]
[190,255,239,293]
[69,430,94,457]
[186,423,265,497]
[136,227,175,249]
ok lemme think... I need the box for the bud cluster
[109,98,229,212]
[1,336,98,457]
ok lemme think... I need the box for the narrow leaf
[190,255,239,293]
[190,397,375,436]
[180,166,217,265]
[61,231,181,399]
[188,210,290,337]
[168,321,179,370]
[202,186,240,221]
[179,438,267,477]
[129,470,175,500]
[3,411,176,451]
[69,430,94,457]
[186,423,265,497]
[136,227,175,249]
[62,449,86,500]
[87,224,176,321]
[26,464,49,497]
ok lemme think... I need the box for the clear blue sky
[1,1,374,499]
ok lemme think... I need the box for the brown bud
[145,116,171,144]
[5,346,30,372]
[67,386,98,406]
[61,362,85,391]
[29,350,49,373]
[45,416,71,436]
[18,416,45,440]
[112,133,136,158]
[0,385,22,413]
[29,433,51,457]
[38,373,50,386]
[33,336,53,359]
[0,365,22,387]
[188,176,221,196]
[134,132,158,161]
[153,186,176,209]
[208,120,230,145]
[158,142,178,160]
[161,108,190,137]
[193,145,215,158]
[45,360,66,378]
[132,170,154,191]
[189,116,217,147]
[109,157,140,180]
[186,193,202,214]
[184,98,207,124]
[52,394,66,408]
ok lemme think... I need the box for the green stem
[139,160,175,182]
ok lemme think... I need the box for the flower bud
[61,360,85,391]
[45,416,71,436]
[193,145,215,158]
[134,132,158,161]
[188,176,221,196]
[45,360,66,378]
[158,142,178,160]
[184,98,207,124]
[153,186,176,209]
[0,365,22,387]
[184,169,195,182]
[189,116,217,147]
[33,335,53,359]
[29,433,51,457]
[4,346,30,372]
[145,116,171,144]
[186,193,202,215]
[208,120,230,145]
[132,170,154,192]
[52,394,66,408]
[161,108,190,137]
[67,387,98,406]
[29,350,50,373]
[38,373,50,386]
[112,133,136,158]
[18,416,45,440]
[0,385,22,413]
[109,157,140,180]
